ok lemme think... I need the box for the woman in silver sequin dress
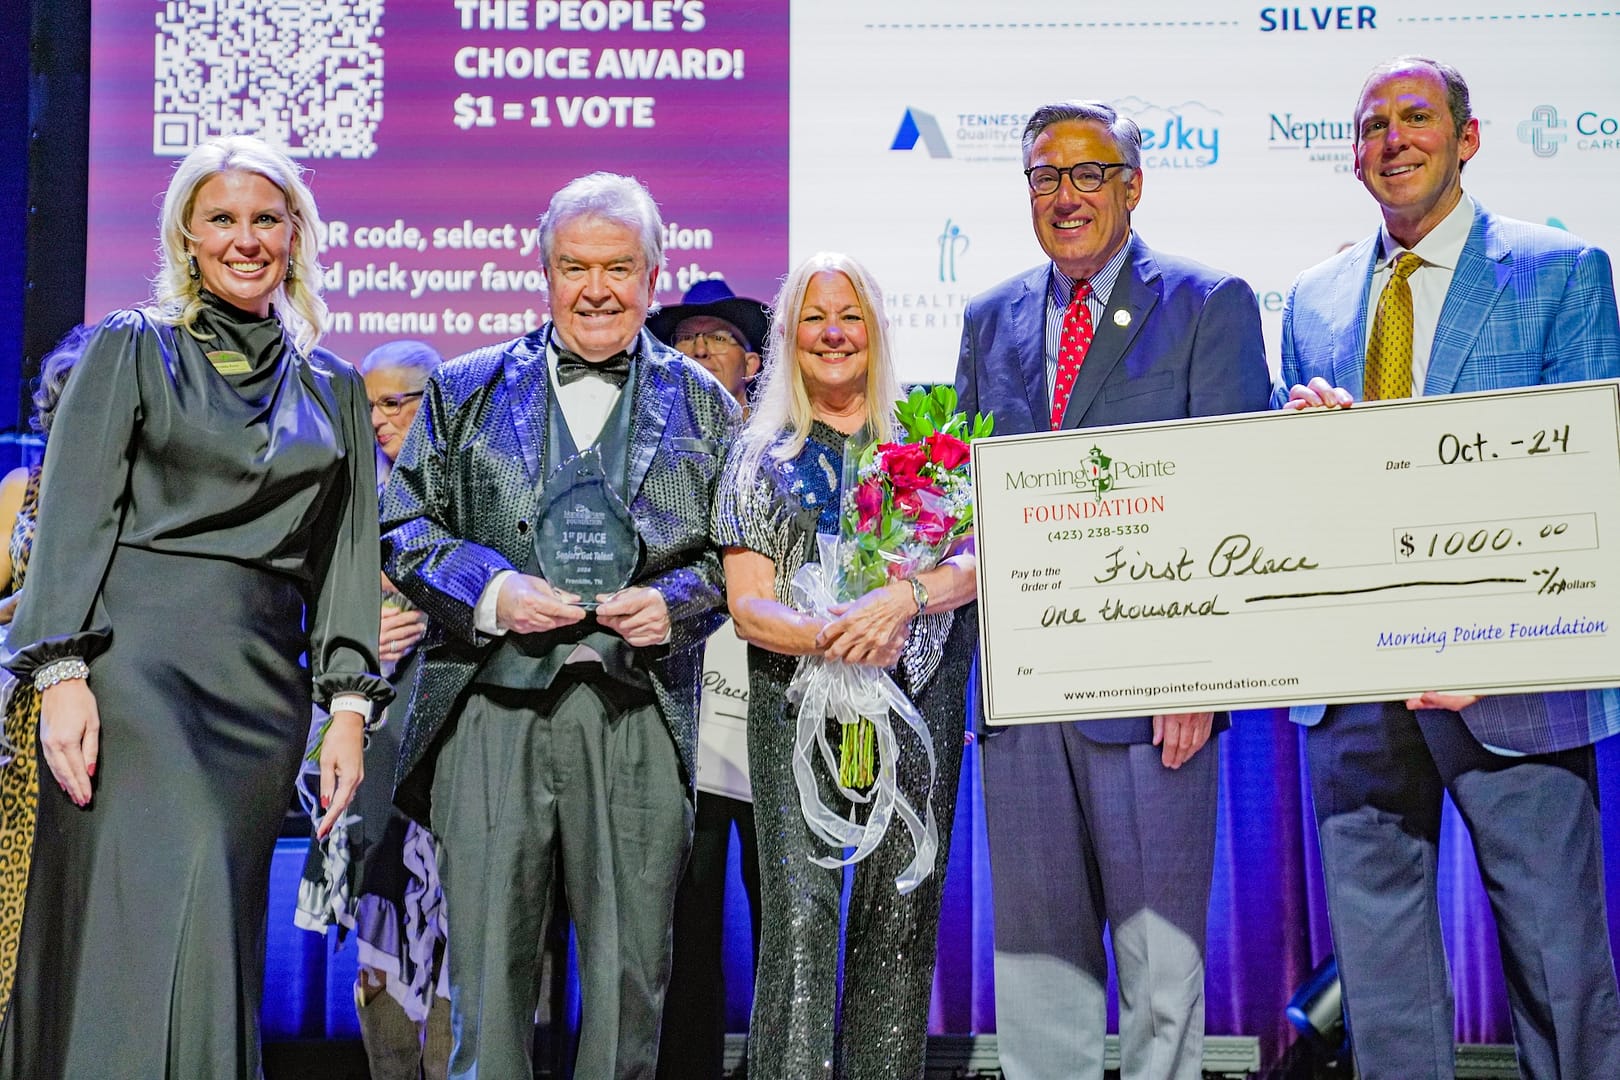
[711,253,978,1079]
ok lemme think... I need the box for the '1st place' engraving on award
[536,448,641,609]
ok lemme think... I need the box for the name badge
[206,350,252,375]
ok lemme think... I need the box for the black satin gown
[0,295,387,1079]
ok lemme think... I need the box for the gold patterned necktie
[1363,252,1424,401]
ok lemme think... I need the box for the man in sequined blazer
[379,172,737,1079]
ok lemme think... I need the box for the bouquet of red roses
[837,385,991,784]
[785,385,991,893]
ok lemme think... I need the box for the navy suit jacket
[1280,201,1620,753]
[956,234,1273,742]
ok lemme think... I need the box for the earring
[285,260,296,285]
[187,254,200,281]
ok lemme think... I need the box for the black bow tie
[556,349,632,388]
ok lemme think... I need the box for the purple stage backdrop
[85,0,788,363]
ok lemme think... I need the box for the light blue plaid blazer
[1278,201,1620,753]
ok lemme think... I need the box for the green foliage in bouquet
[835,386,992,789]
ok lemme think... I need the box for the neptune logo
[891,108,951,158]
[938,219,969,283]
[1518,105,1568,158]
[1114,97,1222,168]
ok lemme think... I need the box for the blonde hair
[732,252,902,492]
[153,135,329,355]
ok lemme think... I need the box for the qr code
[154,0,384,159]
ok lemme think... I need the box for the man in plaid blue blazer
[1278,56,1620,1079]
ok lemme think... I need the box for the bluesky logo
[1116,97,1222,168]
[892,108,951,158]
[1518,105,1568,158]
[938,219,969,283]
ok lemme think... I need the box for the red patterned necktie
[1050,280,1094,429]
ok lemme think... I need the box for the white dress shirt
[1364,193,1476,396]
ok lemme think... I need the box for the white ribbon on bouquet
[785,534,938,895]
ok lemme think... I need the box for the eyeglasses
[369,391,424,417]
[672,330,743,351]
[1024,161,1131,196]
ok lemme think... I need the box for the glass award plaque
[536,448,641,610]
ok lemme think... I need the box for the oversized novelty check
[971,380,1620,724]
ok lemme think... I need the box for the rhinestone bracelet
[33,657,90,692]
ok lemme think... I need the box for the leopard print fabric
[0,466,41,1005]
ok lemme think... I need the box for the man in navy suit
[1281,56,1620,1078]
[955,100,1271,1080]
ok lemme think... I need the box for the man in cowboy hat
[648,278,767,407]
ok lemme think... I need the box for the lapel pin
[1113,309,1131,328]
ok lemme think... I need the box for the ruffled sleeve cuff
[2,629,111,681]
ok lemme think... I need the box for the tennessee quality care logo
[890,106,1027,163]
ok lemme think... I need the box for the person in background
[955,100,1271,1080]
[713,252,978,1079]
[648,278,764,406]
[648,281,769,1079]
[296,339,447,1080]
[0,325,87,1007]
[1280,55,1620,1078]
[380,172,737,1078]
[0,134,387,1079]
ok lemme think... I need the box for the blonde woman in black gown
[0,135,388,1080]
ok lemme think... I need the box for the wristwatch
[909,576,929,615]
